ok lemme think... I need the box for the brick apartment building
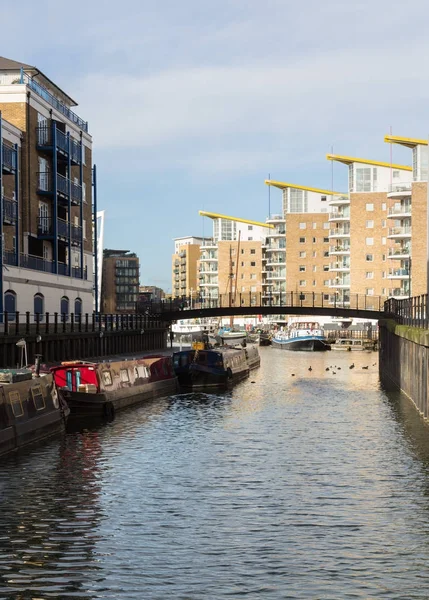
[101,249,139,313]
[0,56,94,317]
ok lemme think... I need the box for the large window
[60,296,69,318]
[34,294,44,320]
[289,189,308,213]
[4,290,16,318]
[356,168,372,192]
[74,298,82,316]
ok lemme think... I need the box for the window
[321,196,327,202]
[241,273,244,279]
[83,181,87,204]
[382,254,386,261]
[323,237,329,243]
[81,144,86,165]
[366,203,374,211]
[250,249,256,254]
[366,254,373,261]
[60,296,69,317]
[250,261,256,267]
[299,280,306,287]
[299,223,306,229]
[313,280,316,286]
[299,266,306,272]
[231,261,235,267]
[323,280,329,285]
[250,273,256,280]
[83,219,87,240]
[382,203,386,211]
[382,271,386,278]
[323,294,330,300]
[381,219,386,228]
[323,222,330,229]
[241,249,244,254]
[102,371,113,386]
[366,288,374,296]
[381,237,386,245]
[312,251,316,258]
[357,168,372,192]
[299,251,306,258]
[241,261,244,267]
[241,286,246,292]
[323,251,329,257]
[31,384,46,411]
[313,223,317,229]
[250,285,256,292]
[299,237,306,243]
[231,248,236,255]
[312,238,316,243]
[120,369,130,383]
[323,265,329,271]
[248,225,253,230]
[34,294,44,320]
[312,265,317,272]
[366,220,374,228]
[74,298,82,316]
[9,391,23,417]
[393,170,400,179]
[248,237,253,241]
[4,290,16,316]
[366,272,374,279]
[366,238,374,246]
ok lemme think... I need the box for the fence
[384,295,429,329]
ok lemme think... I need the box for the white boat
[272,321,331,352]
[331,338,375,351]
[216,328,247,346]
[172,319,218,341]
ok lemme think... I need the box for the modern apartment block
[198,211,270,303]
[172,236,205,298]
[263,182,344,306]
[326,155,413,302]
[0,56,94,316]
[383,135,428,298]
[101,250,139,313]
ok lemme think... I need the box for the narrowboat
[245,344,261,370]
[173,347,250,390]
[331,338,375,351]
[0,369,69,457]
[272,321,331,351]
[51,356,178,419]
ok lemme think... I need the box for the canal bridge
[139,292,401,323]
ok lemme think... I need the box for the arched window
[4,290,16,321]
[34,293,44,321]
[74,297,82,316]
[60,296,69,321]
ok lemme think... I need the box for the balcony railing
[388,247,410,256]
[388,268,410,277]
[329,245,350,253]
[37,172,82,205]
[21,71,88,132]
[2,143,17,172]
[329,209,350,220]
[330,262,350,270]
[388,226,412,236]
[388,182,412,194]
[388,205,411,216]
[3,197,17,224]
[329,227,350,236]
[20,253,55,273]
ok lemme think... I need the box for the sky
[3,0,429,291]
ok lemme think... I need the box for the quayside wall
[379,320,429,419]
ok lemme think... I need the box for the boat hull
[272,337,331,351]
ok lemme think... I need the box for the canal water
[2,348,429,599]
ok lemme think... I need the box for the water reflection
[1,348,429,598]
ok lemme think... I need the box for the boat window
[137,366,150,378]
[120,369,130,383]
[66,370,73,390]
[75,371,82,388]
[9,391,24,417]
[31,384,46,410]
[102,371,113,386]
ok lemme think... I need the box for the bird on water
[349,363,355,369]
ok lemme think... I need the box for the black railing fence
[0,312,163,336]
[384,295,429,328]
[139,292,387,316]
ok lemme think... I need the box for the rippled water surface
[2,348,429,598]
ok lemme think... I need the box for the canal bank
[379,319,429,419]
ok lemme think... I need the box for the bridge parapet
[385,295,429,328]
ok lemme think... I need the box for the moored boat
[245,344,261,370]
[331,338,375,351]
[272,321,331,351]
[216,327,247,346]
[0,369,69,457]
[173,346,250,390]
[51,356,178,419]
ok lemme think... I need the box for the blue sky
[3,0,428,291]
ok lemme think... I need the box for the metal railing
[388,226,411,236]
[0,311,161,336]
[139,292,387,315]
[2,143,16,171]
[384,295,429,328]
[3,197,17,223]
[21,71,88,132]
[388,182,412,194]
[388,205,411,216]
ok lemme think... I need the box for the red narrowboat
[51,355,178,419]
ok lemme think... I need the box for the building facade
[172,236,205,298]
[101,250,139,313]
[0,56,94,317]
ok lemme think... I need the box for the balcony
[328,294,350,306]
[388,288,409,298]
[37,172,82,206]
[388,225,411,239]
[329,245,350,255]
[21,71,88,132]
[388,246,410,259]
[264,244,286,252]
[387,204,411,219]
[266,214,285,223]
[36,126,82,165]
[387,268,410,279]
[266,258,285,266]
[3,197,17,225]
[200,255,218,262]
[270,227,286,237]
[329,277,350,289]
[37,217,82,244]
[329,195,349,206]
[387,182,412,198]
[329,208,350,222]
[200,268,218,274]
[2,143,17,173]
[329,262,350,272]
[329,227,350,238]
